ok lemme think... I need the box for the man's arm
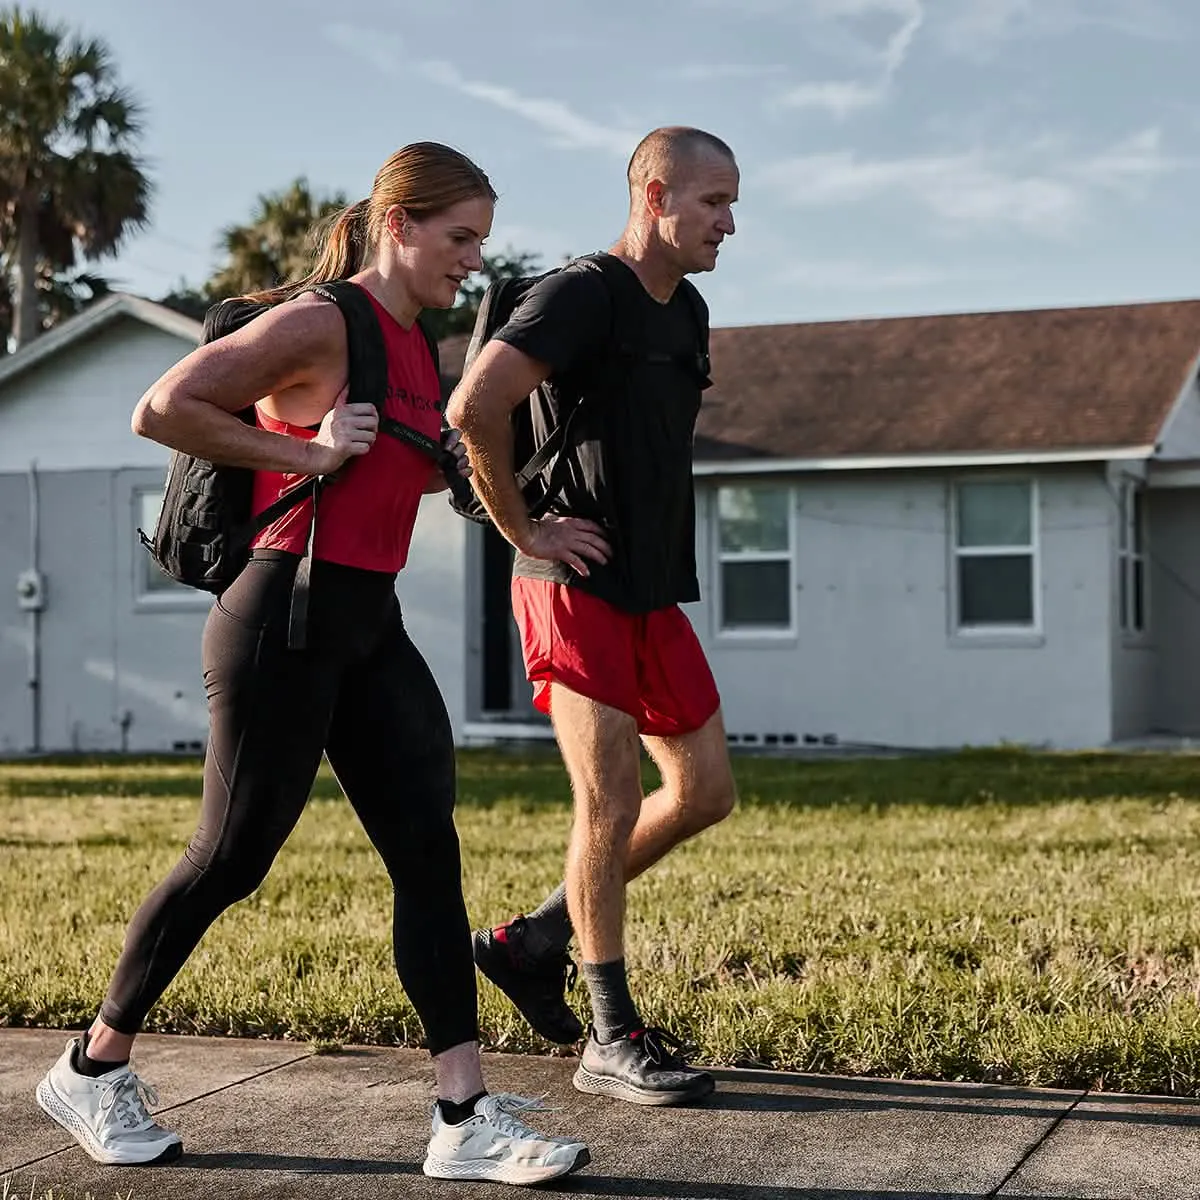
[448,341,610,577]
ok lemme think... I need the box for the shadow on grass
[0,748,568,807]
[0,834,134,849]
[7,748,1200,812]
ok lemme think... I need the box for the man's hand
[442,428,472,478]
[424,428,473,494]
[519,516,611,578]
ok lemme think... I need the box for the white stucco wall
[396,491,470,738]
[0,318,192,473]
[0,316,205,753]
[1112,638,1158,741]
[0,466,472,754]
[690,465,1116,750]
[0,467,214,753]
[0,312,473,752]
[1156,365,1200,461]
[0,472,34,753]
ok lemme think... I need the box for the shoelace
[99,1070,161,1132]
[636,1027,699,1069]
[481,1092,558,1141]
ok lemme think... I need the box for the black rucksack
[138,279,462,645]
[447,253,711,526]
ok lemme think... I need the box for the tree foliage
[0,6,150,349]
[170,175,544,339]
[204,176,347,302]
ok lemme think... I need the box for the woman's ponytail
[243,198,369,305]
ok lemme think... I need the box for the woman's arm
[131,296,377,477]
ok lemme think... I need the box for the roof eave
[691,445,1159,475]
[0,294,203,391]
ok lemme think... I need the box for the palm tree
[0,7,151,349]
[206,177,348,300]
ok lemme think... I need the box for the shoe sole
[36,1075,183,1166]
[572,1064,716,1107]
[472,931,584,1045]
[423,1144,591,1185]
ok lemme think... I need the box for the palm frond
[0,7,150,342]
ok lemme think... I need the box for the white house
[0,294,470,754]
[3,292,1200,753]
[682,299,1200,750]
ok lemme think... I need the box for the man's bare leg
[630,708,737,879]
[473,707,738,1046]
[538,685,713,1103]
[505,709,737,954]
[551,684,642,984]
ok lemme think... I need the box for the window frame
[950,476,1041,637]
[132,486,213,610]
[1117,479,1149,639]
[713,481,797,639]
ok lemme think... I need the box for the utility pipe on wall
[16,460,45,752]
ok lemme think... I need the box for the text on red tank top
[250,286,442,573]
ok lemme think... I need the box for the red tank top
[250,286,442,573]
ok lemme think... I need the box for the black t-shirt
[494,255,709,613]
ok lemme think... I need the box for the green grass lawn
[4,748,1200,1095]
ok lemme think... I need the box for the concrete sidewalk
[3,1029,1199,1199]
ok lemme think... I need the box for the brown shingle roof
[697,299,1200,461]
[440,299,1200,462]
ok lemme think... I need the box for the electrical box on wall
[16,569,46,612]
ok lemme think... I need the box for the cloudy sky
[43,0,1200,328]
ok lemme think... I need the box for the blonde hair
[247,142,495,304]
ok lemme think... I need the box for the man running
[448,126,740,1106]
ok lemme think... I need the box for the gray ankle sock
[581,959,641,1043]
[519,884,573,957]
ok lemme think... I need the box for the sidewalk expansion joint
[987,1088,1090,1198]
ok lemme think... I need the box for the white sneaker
[422,1092,589,1186]
[36,1038,183,1165]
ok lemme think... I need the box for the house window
[716,484,793,632]
[1118,482,1147,634]
[953,480,1037,630]
[135,488,189,596]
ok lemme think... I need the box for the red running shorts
[511,577,721,738]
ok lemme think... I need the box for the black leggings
[99,551,478,1055]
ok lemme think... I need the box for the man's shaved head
[615,125,738,282]
[627,126,736,198]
